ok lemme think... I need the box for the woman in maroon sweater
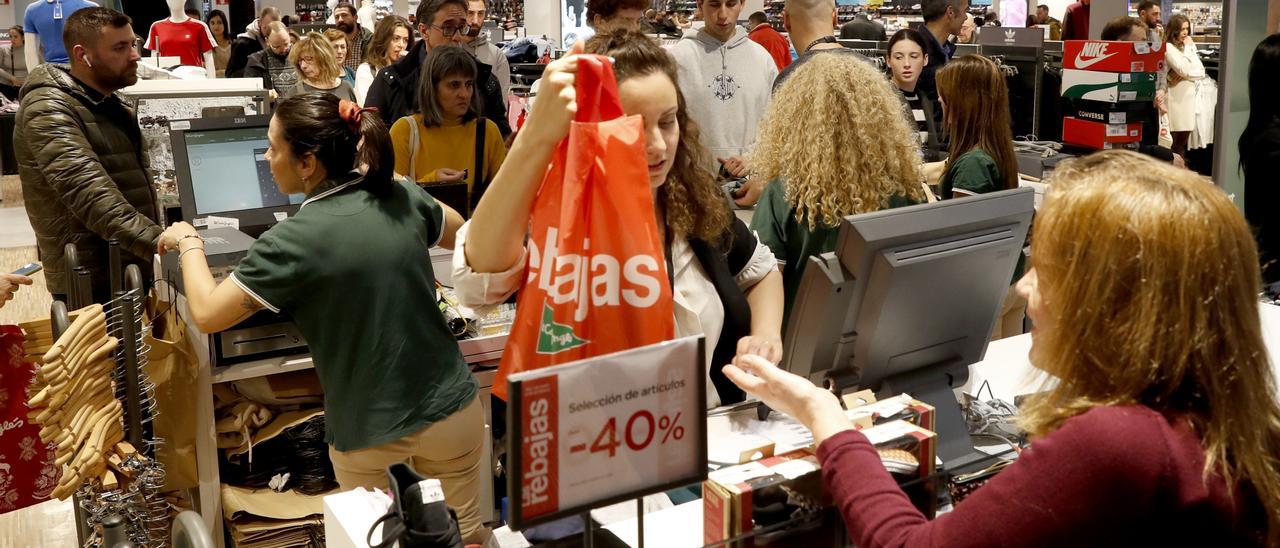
[726,150,1280,546]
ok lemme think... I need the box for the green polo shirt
[941,149,1002,199]
[231,173,477,451]
[751,180,921,325]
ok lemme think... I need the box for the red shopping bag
[0,325,59,513]
[493,55,675,400]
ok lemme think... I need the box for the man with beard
[333,2,372,71]
[15,7,162,304]
[244,22,299,94]
[462,0,510,97]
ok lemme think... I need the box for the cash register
[163,115,309,365]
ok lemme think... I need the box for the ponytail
[356,108,394,183]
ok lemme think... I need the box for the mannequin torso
[24,0,99,67]
[145,0,217,77]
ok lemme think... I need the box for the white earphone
[82,54,92,68]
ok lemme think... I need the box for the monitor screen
[182,127,304,215]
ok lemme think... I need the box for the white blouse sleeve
[451,221,528,308]
[1165,44,1206,80]
[734,236,779,290]
[355,64,375,104]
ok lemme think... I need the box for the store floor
[0,174,75,547]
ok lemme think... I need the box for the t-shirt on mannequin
[144,0,217,78]
[24,0,99,68]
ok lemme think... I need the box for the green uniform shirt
[751,180,921,324]
[231,173,477,451]
[942,149,1002,199]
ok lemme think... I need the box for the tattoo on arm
[241,295,263,311]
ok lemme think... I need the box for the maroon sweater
[816,405,1266,546]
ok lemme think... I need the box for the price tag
[507,336,707,529]
[205,215,239,230]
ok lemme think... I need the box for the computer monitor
[783,187,1035,471]
[170,115,304,237]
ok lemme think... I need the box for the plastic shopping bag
[493,55,674,400]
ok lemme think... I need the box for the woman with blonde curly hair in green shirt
[749,52,925,324]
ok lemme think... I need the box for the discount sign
[507,336,707,528]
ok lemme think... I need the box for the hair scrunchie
[338,100,378,134]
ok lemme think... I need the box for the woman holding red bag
[455,29,786,408]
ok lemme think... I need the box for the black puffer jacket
[365,40,511,137]
[16,64,161,299]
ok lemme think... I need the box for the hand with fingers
[0,273,32,308]
[724,354,853,446]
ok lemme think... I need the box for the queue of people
[10,0,1280,545]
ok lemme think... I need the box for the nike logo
[1074,45,1118,69]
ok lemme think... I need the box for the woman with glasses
[355,15,413,103]
[286,32,356,101]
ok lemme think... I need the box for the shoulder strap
[404,115,419,182]
[470,117,487,216]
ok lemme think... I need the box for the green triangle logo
[535,305,590,355]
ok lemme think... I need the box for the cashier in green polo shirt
[157,94,491,545]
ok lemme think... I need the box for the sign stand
[636,498,645,547]
[507,337,708,543]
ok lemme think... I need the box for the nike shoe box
[1061,69,1158,102]
[1062,116,1143,150]
[1063,40,1166,73]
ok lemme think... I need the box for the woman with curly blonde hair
[455,29,785,407]
[750,52,925,320]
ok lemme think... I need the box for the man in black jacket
[839,12,886,41]
[226,7,280,78]
[16,7,161,303]
[365,0,510,137]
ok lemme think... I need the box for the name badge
[53,0,63,20]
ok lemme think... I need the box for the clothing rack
[848,48,887,69]
[53,241,169,547]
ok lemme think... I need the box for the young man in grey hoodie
[669,0,778,179]
[463,0,510,98]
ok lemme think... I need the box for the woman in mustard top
[390,45,506,215]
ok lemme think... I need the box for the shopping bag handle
[575,54,624,123]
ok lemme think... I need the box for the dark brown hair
[1100,16,1145,41]
[1166,14,1191,50]
[206,10,232,41]
[417,45,481,126]
[274,93,395,185]
[584,29,730,243]
[368,15,414,70]
[936,55,1019,192]
[63,7,131,51]
[587,0,649,26]
[417,0,467,26]
[333,1,357,17]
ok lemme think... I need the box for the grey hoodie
[465,31,511,98]
[669,27,778,173]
